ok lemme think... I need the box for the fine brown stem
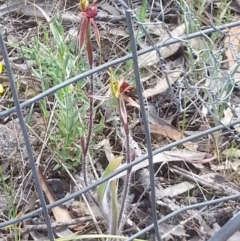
[118,105,132,229]
[81,73,94,187]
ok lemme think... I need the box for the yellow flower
[0,84,3,94]
[79,0,89,11]
[109,68,120,98]
[0,62,3,94]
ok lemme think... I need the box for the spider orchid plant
[78,0,100,68]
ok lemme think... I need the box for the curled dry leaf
[149,124,197,151]
[143,57,184,98]
[103,138,115,163]
[138,23,186,67]
[37,168,76,231]
[143,68,182,98]
[163,181,196,198]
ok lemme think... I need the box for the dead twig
[170,165,239,196]
[3,216,100,240]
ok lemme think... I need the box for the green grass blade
[139,0,147,21]
[110,179,118,235]
[96,156,123,204]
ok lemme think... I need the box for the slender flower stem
[80,136,88,187]
[86,22,93,69]
[81,25,94,188]
[117,101,132,229]
[78,0,106,231]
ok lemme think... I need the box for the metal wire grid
[175,0,240,143]
[1,2,240,241]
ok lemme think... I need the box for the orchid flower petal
[79,0,89,11]
[123,94,140,108]
[86,33,93,68]
[79,17,88,52]
[88,94,110,100]
[119,97,127,125]
[90,18,101,50]
[85,3,98,18]
[109,68,120,98]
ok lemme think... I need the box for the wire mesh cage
[1,0,240,241]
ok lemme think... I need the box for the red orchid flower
[78,0,100,68]
[109,68,139,109]
[120,80,134,94]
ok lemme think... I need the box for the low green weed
[20,15,98,171]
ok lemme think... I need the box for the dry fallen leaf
[0,1,22,17]
[101,25,129,38]
[141,20,167,37]
[143,66,183,98]
[187,210,212,236]
[149,124,197,151]
[113,150,206,180]
[161,172,220,198]
[37,168,73,221]
[11,61,34,72]
[221,106,240,133]
[224,16,240,69]
[163,181,196,198]
[99,2,121,16]
[103,138,115,162]
[138,24,186,67]
[221,107,234,124]
[160,222,187,240]
[143,57,184,98]
[188,37,210,51]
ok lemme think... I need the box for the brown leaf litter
[138,23,186,67]
[1,1,240,241]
